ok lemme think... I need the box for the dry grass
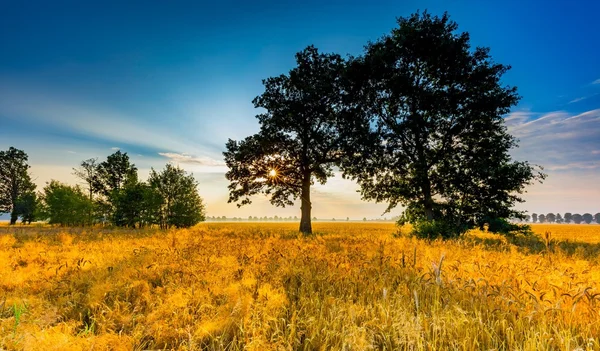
[1,222,599,350]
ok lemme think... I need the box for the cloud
[66,150,77,154]
[568,96,586,104]
[592,78,600,85]
[506,109,600,171]
[111,147,120,150]
[0,83,221,160]
[158,152,225,166]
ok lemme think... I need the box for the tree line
[522,213,600,224]
[0,147,206,228]
[224,11,545,236]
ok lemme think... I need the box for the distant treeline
[206,216,399,222]
[0,147,206,228]
[518,213,600,224]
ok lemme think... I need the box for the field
[1,223,600,350]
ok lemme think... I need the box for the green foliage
[14,191,38,224]
[113,180,162,228]
[93,151,138,198]
[582,213,593,224]
[342,11,545,235]
[39,180,93,226]
[410,219,465,240]
[0,147,36,225]
[148,163,206,229]
[480,217,533,236]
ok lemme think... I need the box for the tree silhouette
[224,46,355,234]
[344,12,544,236]
[0,147,36,225]
[564,213,572,223]
[532,213,537,223]
[582,213,593,224]
[594,213,600,224]
[73,158,99,223]
[555,213,563,223]
[538,214,546,223]
[546,213,555,223]
[572,214,583,224]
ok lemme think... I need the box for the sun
[268,169,277,177]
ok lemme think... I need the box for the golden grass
[532,223,600,243]
[1,222,599,350]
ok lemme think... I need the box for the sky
[1,0,599,219]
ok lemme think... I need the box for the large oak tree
[343,12,545,235]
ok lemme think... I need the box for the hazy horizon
[1,1,599,218]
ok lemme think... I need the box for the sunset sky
[1,0,599,219]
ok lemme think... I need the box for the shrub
[409,219,467,240]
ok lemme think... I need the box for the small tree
[538,214,546,223]
[555,213,563,223]
[38,181,93,226]
[0,147,37,225]
[532,213,537,223]
[564,213,572,223]
[524,214,531,222]
[114,180,162,228]
[572,214,583,224]
[594,213,600,224]
[14,191,38,224]
[149,163,206,229]
[546,213,556,223]
[582,213,593,224]
[343,12,544,238]
[73,158,99,223]
[93,151,138,224]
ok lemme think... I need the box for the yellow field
[1,223,600,350]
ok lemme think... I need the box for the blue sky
[1,0,599,218]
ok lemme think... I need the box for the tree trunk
[423,178,434,221]
[299,176,312,234]
[10,210,18,225]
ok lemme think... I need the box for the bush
[410,219,467,240]
[481,217,533,236]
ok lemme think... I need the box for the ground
[1,222,599,350]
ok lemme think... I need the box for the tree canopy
[0,147,37,225]
[148,163,206,229]
[341,12,545,236]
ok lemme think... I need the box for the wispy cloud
[568,96,586,104]
[158,152,225,166]
[592,78,600,85]
[111,147,120,150]
[0,83,221,160]
[506,109,600,171]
